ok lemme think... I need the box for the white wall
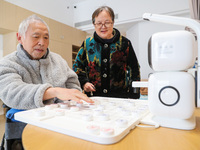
[74,0,189,31]
[5,0,75,26]
[126,14,191,79]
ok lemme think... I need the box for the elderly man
[0,14,93,111]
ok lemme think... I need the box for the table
[22,109,200,150]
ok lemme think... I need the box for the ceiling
[4,0,131,35]
[4,0,89,26]
[3,0,190,36]
[66,0,88,4]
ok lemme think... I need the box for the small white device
[143,13,197,130]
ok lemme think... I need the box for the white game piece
[115,119,128,128]
[69,100,77,106]
[98,113,110,121]
[89,103,96,109]
[125,101,135,107]
[70,106,79,112]
[59,103,69,109]
[132,111,140,118]
[45,105,54,110]
[55,109,65,116]
[76,103,83,107]
[97,105,105,110]
[35,109,45,117]
[82,114,93,121]
[108,101,116,107]
[138,105,148,112]
[136,107,147,114]
[93,100,101,105]
[121,110,131,116]
[101,127,114,136]
[50,104,59,108]
[86,125,100,135]
[116,106,125,112]
[93,109,103,116]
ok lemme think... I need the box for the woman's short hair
[18,14,50,38]
[92,6,115,24]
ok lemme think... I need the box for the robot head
[148,30,196,71]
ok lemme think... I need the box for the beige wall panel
[61,24,73,44]
[49,40,72,68]
[71,28,78,45]
[49,19,77,45]
[60,42,72,68]
[49,40,61,53]
[49,19,62,41]
[16,7,34,30]
[3,32,18,56]
[0,1,17,31]
[72,28,86,46]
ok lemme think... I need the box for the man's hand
[43,87,94,103]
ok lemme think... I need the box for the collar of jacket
[93,28,120,44]
[17,43,49,60]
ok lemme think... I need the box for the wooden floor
[0,114,6,140]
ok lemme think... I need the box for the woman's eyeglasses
[94,22,113,28]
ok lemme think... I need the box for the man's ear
[16,32,22,44]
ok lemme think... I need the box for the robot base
[152,115,196,130]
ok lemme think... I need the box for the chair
[0,105,26,150]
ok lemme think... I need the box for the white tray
[15,97,149,144]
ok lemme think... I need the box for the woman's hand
[83,82,96,92]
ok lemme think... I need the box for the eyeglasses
[94,22,113,28]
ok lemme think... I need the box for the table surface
[22,109,200,150]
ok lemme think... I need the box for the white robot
[133,13,200,130]
[148,30,196,130]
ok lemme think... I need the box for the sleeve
[128,40,141,82]
[127,40,141,98]
[72,41,89,88]
[64,62,82,91]
[0,64,52,109]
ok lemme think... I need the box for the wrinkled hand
[83,82,96,92]
[44,87,94,104]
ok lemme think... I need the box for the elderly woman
[73,6,140,99]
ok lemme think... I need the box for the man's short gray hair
[18,14,50,38]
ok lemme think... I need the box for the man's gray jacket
[0,44,81,109]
